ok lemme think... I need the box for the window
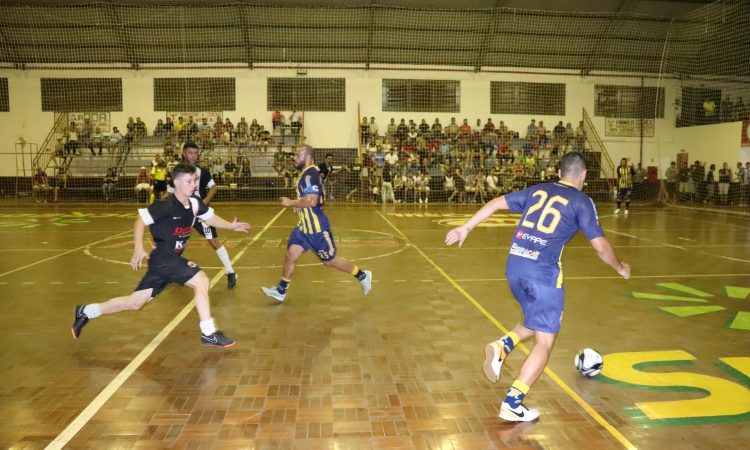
[594,85,664,118]
[41,78,122,111]
[154,78,235,111]
[0,78,8,112]
[382,79,460,113]
[267,78,345,112]
[491,82,565,115]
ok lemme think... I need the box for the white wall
[672,121,747,167]
[0,66,741,178]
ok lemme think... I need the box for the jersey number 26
[521,190,569,234]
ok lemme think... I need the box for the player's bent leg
[262,244,305,302]
[185,271,236,347]
[185,271,211,321]
[72,289,153,340]
[484,324,533,383]
[322,257,372,295]
[517,330,556,388]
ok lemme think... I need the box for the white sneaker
[419,199,423,204]
[614,208,620,214]
[499,402,540,422]
[624,209,629,215]
[359,270,372,295]
[483,341,505,383]
[261,286,286,303]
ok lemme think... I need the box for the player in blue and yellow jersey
[262,145,373,302]
[445,151,630,422]
[616,157,635,214]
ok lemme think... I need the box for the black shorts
[618,188,631,199]
[134,250,201,298]
[194,220,218,240]
[153,180,167,194]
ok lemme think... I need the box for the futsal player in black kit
[71,163,251,347]
[168,142,239,288]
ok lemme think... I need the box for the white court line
[45,208,286,450]
[0,229,132,278]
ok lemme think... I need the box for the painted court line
[376,210,637,450]
[0,229,132,278]
[45,208,285,450]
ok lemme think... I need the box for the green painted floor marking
[658,305,725,317]
[725,286,750,300]
[657,282,713,298]
[727,311,750,331]
[630,292,708,303]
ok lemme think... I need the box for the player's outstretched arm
[281,193,318,209]
[445,196,509,247]
[204,214,251,233]
[589,236,630,279]
[131,217,149,270]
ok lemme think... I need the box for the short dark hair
[183,142,199,151]
[325,153,333,159]
[171,163,196,180]
[559,151,586,178]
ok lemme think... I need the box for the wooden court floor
[0,203,749,449]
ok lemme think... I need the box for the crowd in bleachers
[350,116,588,203]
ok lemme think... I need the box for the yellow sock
[511,379,530,395]
[350,265,360,276]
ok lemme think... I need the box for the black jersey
[318,162,333,184]
[138,194,214,255]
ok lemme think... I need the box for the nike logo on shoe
[507,408,524,418]
[204,336,218,344]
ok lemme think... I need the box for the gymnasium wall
[0,66,714,177]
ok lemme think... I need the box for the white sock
[215,246,234,274]
[200,318,217,336]
[83,304,102,319]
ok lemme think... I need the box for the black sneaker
[71,305,89,339]
[227,272,237,289]
[201,330,236,348]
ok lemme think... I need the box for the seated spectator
[134,117,147,143]
[431,118,442,137]
[415,170,430,204]
[459,119,471,137]
[223,117,234,138]
[102,168,117,202]
[134,166,152,203]
[163,117,174,136]
[407,125,418,141]
[173,116,185,138]
[271,110,285,133]
[220,129,233,150]
[213,115,224,139]
[212,157,225,182]
[32,167,50,203]
[237,158,252,187]
[224,157,237,184]
[50,167,68,203]
[163,134,175,157]
[418,119,430,136]
[108,127,122,154]
[483,118,495,135]
[89,127,104,156]
[154,119,166,137]
[553,121,565,145]
[199,118,213,148]
[290,111,303,135]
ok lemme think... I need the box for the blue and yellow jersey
[296,165,330,234]
[617,165,635,189]
[504,181,604,288]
